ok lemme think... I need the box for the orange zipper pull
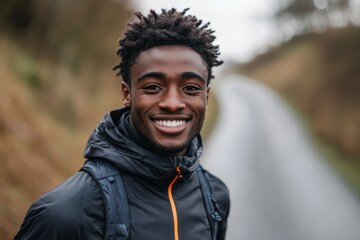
[176,165,182,178]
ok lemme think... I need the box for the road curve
[202,75,360,240]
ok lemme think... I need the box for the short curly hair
[113,8,223,86]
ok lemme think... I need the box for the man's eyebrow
[137,71,206,83]
[181,72,206,83]
[137,72,165,82]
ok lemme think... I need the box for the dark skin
[122,45,210,156]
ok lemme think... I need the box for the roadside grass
[318,140,360,197]
[282,92,360,197]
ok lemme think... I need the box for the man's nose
[158,88,185,112]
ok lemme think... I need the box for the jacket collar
[84,108,203,183]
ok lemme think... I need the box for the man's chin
[153,143,188,157]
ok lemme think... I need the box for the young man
[15,8,230,240]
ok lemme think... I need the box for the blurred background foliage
[0,0,359,239]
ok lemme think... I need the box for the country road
[202,75,360,240]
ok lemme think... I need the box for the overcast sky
[130,0,281,63]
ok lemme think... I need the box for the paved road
[202,75,360,240]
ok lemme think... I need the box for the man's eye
[183,85,201,91]
[144,85,161,90]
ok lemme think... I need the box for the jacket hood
[84,108,203,183]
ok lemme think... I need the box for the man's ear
[122,81,131,107]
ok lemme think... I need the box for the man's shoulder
[32,171,102,221]
[203,169,229,196]
[44,170,98,201]
[15,171,105,239]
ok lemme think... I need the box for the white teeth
[155,120,186,128]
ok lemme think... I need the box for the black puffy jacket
[15,108,230,240]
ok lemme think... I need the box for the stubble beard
[136,124,191,156]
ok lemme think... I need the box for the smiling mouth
[154,120,186,128]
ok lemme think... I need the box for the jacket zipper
[168,166,182,240]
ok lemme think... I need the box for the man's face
[122,45,209,156]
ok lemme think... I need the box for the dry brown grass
[0,38,83,238]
